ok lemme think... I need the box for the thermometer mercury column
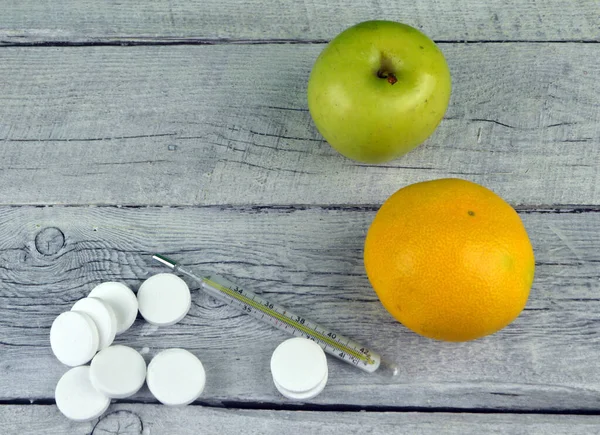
[153,254,398,377]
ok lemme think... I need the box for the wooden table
[1,1,599,433]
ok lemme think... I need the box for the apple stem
[377,70,398,85]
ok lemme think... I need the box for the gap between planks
[4,398,600,417]
[2,204,600,213]
[1,39,599,48]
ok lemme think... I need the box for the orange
[364,178,535,341]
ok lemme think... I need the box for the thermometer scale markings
[203,277,374,365]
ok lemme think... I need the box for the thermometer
[153,254,398,377]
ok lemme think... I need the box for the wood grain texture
[1,206,599,410]
[1,0,599,44]
[2,405,600,435]
[0,44,598,207]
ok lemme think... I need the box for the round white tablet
[72,297,117,350]
[137,273,191,326]
[89,282,138,334]
[50,311,100,366]
[55,366,110,422]
[273,369,328,400]
[146,348,205,406]
[270,337,328,400]
[90,345,147,399]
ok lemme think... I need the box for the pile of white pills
[50,273,330,421]
[270,337,328,400]
[50,274,204,421]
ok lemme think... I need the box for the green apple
[307,20,451,163]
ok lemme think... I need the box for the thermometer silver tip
[152,254,177,269]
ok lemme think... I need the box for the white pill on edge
[146,348,205,406]
[72,297,117,349]
[55,366,110,422]
[89,282,139,334]
[273,370,328,400]
[270,337,328,400]
[50,311,100,366]
[137,273,191,326]
[90,345,147,399]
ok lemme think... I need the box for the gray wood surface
[1,0,599,44]
[1,44,598,206]
[2,0,599,430]
[2,405,600,435]
[1,206,598,411]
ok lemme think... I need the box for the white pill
[89,282,138,334]
[273,369,328,400]
[146,348,205,406]
[137,273,191,326]
[72,297,117,350]
[50,311,100,366]
[90,345,147,399]
[55,366,110,422]
[270,337,328,400]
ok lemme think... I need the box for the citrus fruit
[364,178,535,341]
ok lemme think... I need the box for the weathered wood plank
[1,206,599,410]
[0,44,598,207]
[1,0,599,44]
[2,405,600,435]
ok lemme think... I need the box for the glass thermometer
[153,254,398,377]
